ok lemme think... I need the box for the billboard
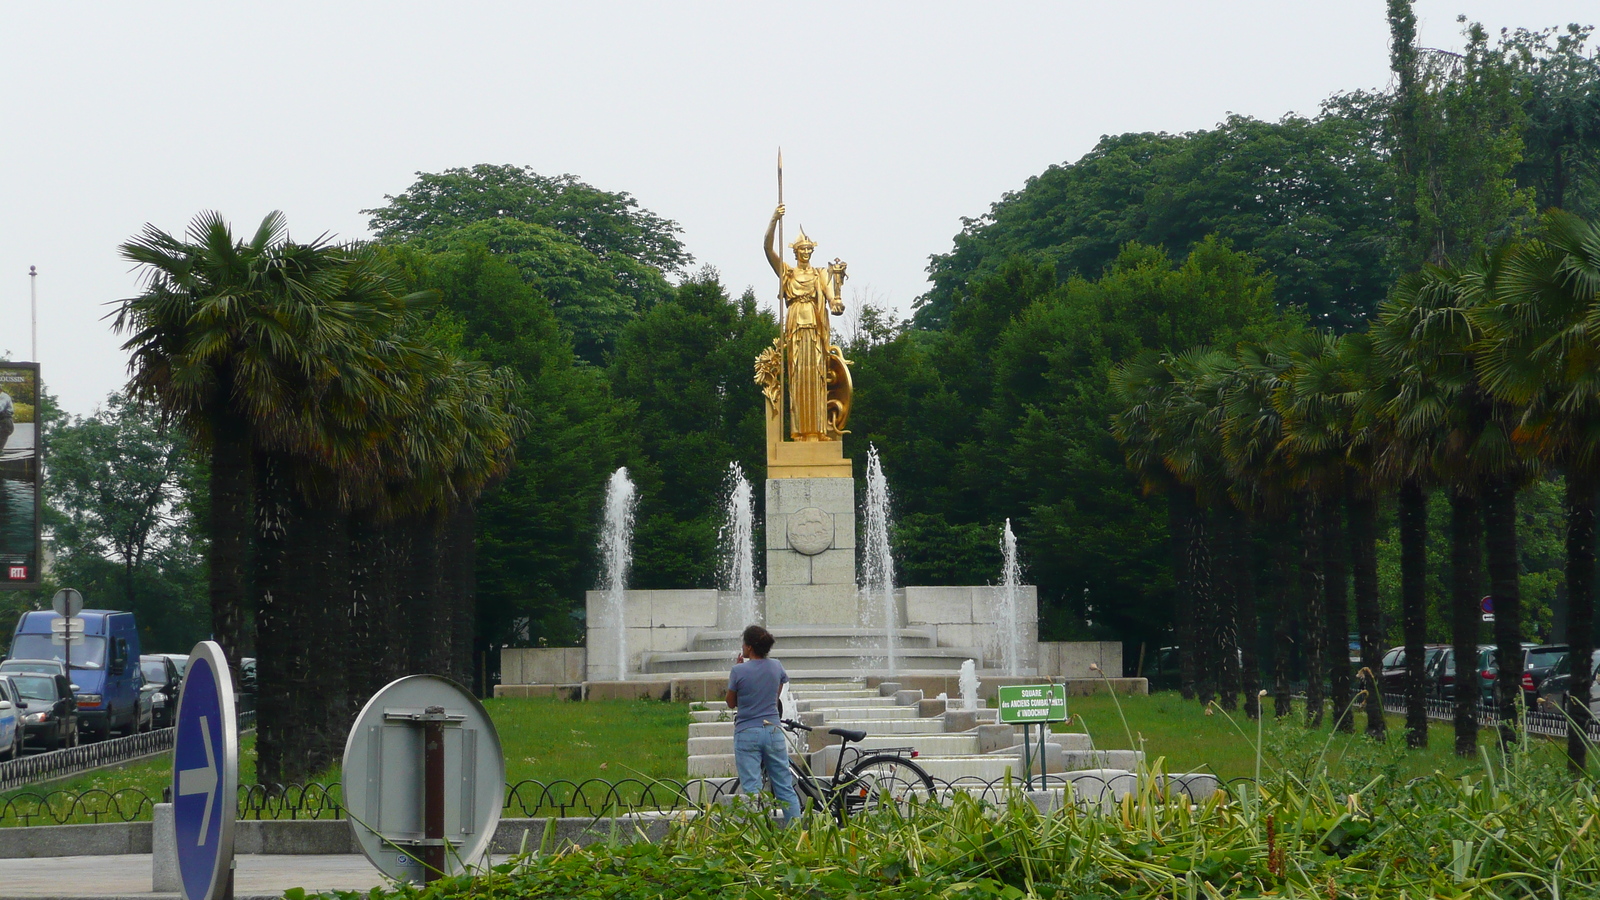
[0,364,40,587]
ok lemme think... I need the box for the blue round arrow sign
[172,641,238,900]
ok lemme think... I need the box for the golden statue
[758,203,853,442]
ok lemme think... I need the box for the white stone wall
[502,647,586,685]
[1036,641,1124,678]
[904,585,1040,674]
[584,589,718,681]
[765,477,859,626]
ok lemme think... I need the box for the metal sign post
[997,683,1069,790]
[343,675,504,884]
[50,589,83,685]
[171,641,238,900]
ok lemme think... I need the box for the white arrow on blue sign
[172,641,238,900]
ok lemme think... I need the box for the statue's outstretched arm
[765,205,786,276]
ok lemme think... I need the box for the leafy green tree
[47,393,206,647]
[419,219,648,364]
[607,272,778,588]
[366,165,686,363]
[917,113,1392,330]
[386,243,630,648]
[367,164,691,273]
[1503,25,1600,217]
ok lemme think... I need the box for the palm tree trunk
[1482,473,1523,748]
[1450,489,1483,756]
[1213,505,1242,712]
[1270,529,1295,718]
[252,453,289,786]
[1170,488,1197,701]
[1565,474,1596,772]
[1323,495,1352,732]
[1190,508,1216,707]
[1300,497,1326,727]
[451,504,479,688]
[1237,514,1261,720]
[1349,488,1385,740]
[1399,479,1429,748]
[208,410,253,675]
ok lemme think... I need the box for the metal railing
[0,773,1241,828]
[0,709,257,792]
[1377,691,1600,741]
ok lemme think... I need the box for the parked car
[154,653,189,679]
[140,655,182,728]
[1537,649,1600,715]
[238,657,256,713]
[1475,642,1541,703]
[1431,645,1502,701]
[9,610,146,739]
[0,675,23,760]
[1521,644,1569,706]
[1380,644,1448,693]
[9,671,78,750]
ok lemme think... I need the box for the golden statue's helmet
[789,228,817,252]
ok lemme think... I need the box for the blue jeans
[733,723,801,825]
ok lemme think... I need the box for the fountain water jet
[999,519,1023,677]
[861,445,898,674]
[719,462,759,627]
[959,659,980,711]
[600,467,637,680]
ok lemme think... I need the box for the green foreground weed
[320,726,1600,900]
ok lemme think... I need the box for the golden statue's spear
[771,146,777,312]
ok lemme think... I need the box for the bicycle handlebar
[781,718,812,732]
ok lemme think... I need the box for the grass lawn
[1057,691,1588,782]
[8,691,1594,826]
[484,697,689,784]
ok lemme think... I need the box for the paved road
[0,853,393,899]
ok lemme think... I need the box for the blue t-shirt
[727,657,788,733]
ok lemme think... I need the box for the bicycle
[776,717,936,823]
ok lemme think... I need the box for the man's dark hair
[742,625,775,657]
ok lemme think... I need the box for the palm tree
[116,212,402,669]
[1218,340,1301,719]
[1375,262,1516,755]
[1473,211,1600,769]
[1276,332,1361,731]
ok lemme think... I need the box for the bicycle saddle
[828,727,867,744]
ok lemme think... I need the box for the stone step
[796,696,898,709]
[644,647,988,675]
[691,710,736,723]
[790,689,880,700]
[813,706,921,720]
[689,721,736,738]
[690,627,939,652]
[688,731,983,759]
[694,700,730,711]
[819,717,947,735]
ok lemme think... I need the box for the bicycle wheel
[789,763,830,819]
[835,754,935,819]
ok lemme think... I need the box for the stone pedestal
[765,476,857,626]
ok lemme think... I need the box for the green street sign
[997,684,1068,724]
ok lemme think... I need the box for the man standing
[726,624,801,825]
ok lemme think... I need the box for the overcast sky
[3,2,1594,416]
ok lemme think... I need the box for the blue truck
[9,610,150,738]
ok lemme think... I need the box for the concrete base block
[152,803,175,891]
[894,689,923,706]
[976,724,1018,753]
[877,682,902,697]
[671,677,729,703]
[1061,769,1138,812]
[944,710,978,732]
[766,584,859,626]
[1160,772,1221,802]
[494,684,582,700]
[584,680,672,701]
